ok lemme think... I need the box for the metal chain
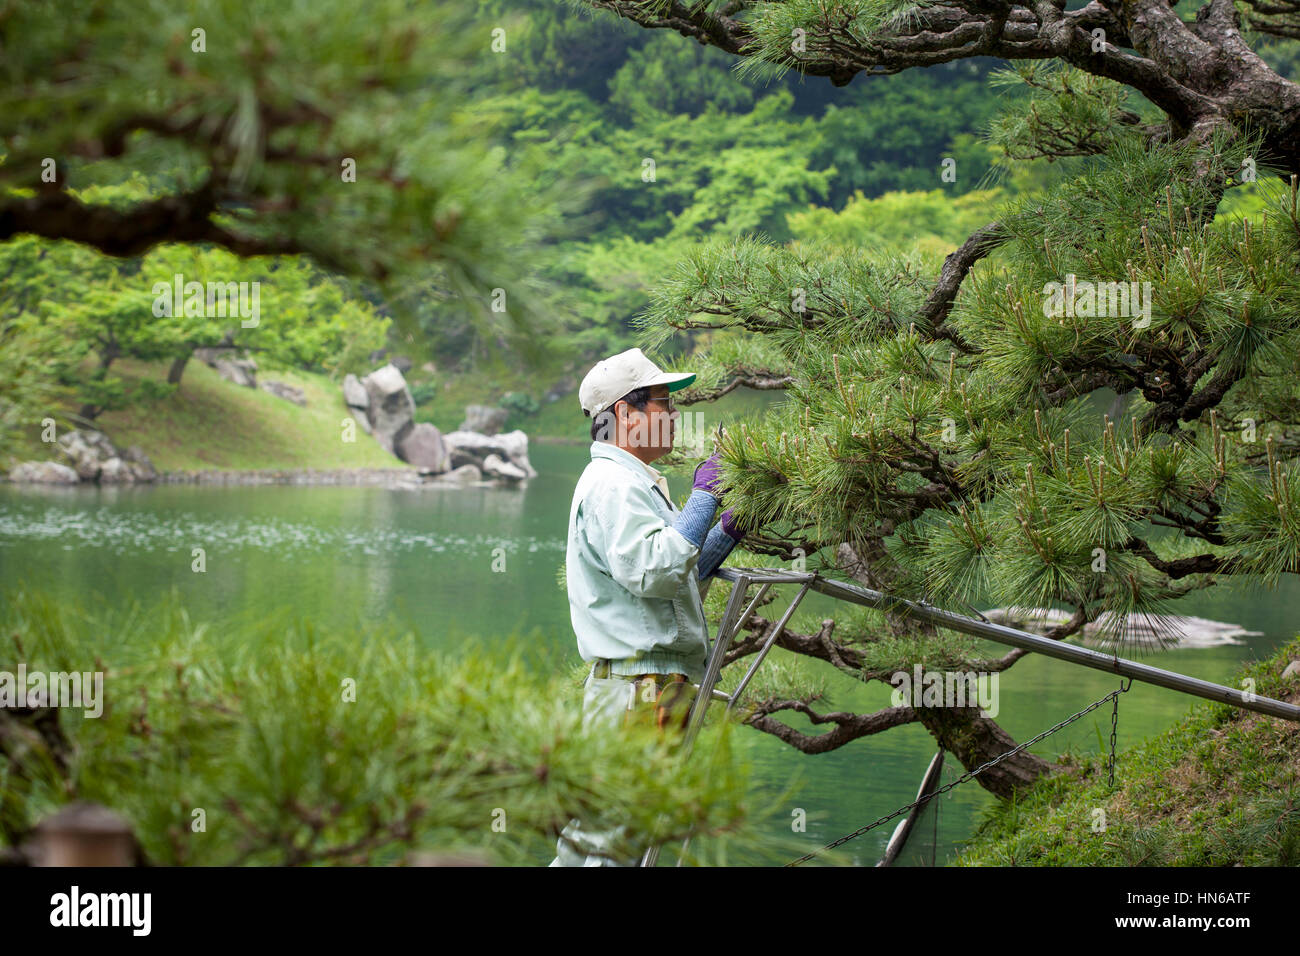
[1108,677,1132,789]
[786,679,1134,866]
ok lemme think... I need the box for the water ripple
[0,504,565,558]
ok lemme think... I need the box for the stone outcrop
[261,381,307,406]
[360,363,416,455]
[982,607,1262,649]
[481,453,527,481]
[343,373,368,410]
[458,405,508,436]
[215,357,258,388]
[55,430,157,483]
[435,463,482,483]
[194,347,258,388]
[7,461,80,484]
[342,373,372,434]
[336,363,536,484]
[442,429,537,481]
[395,423,451,473]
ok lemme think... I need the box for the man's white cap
[578,347,696,417]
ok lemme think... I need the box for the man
[549,347,747,867]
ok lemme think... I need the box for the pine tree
[582,0,1300,797]
[0,0,582,347]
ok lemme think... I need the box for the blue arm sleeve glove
[672,489,719,548]
[697,520,739,580]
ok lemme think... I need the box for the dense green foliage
[418,0,1039,379]
[0,0,584,443]
[0,183,390,425]
[649,133,1300,644]
[1,0,1036,446]
[0,587,762,865]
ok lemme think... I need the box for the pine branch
[912,222,1008,336]
[1122,537,1230,577]
[745,701,920,754]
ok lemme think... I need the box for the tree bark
[167,352,190,386]
[911,705,1055,800]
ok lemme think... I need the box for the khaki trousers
[548,667,696,867]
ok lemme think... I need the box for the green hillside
[5,360,402,473]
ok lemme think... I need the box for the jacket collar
[590,441,672,504]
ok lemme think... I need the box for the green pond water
[1,441,1295,865]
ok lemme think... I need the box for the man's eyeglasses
[609,393,676,416]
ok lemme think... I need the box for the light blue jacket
[566,441,713,681]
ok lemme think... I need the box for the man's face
[615,385,679,463]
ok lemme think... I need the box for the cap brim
[645,371,696,392]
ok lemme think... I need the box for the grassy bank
[6,359,401,472]
[5,356,791,473]
[955,637,1300,866]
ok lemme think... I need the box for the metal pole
[712,568,1300,723]
[682,575,765,750]
[726,581,812,715]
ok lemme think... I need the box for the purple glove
[696,451,747,539]
[692,452,726,498]
[720,507,746,542]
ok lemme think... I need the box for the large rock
[58,430,118,481]
[459,405,508,435]
[481,453,527,481]
[983,606,1260,649]
[8,461,79,484]
[360,363,416,455]
[261,381,307,406]
[442,429,537,479]
[492,431,536,475]
[56,430,157,484]
[342,374,369,410]
[341,373,372,434]
[396,423,451,473]
[435,463,483,483]
[214,357,258,388]
[194,346,258,388]
[121,445,158,483]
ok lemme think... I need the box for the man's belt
[592,658,687,683]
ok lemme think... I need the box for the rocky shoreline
[4,465,516,489]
